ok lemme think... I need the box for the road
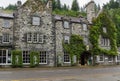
[0,66,120,81]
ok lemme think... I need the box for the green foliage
[71,0,80,11]
[11,50,23,67]
[30,51,39,67]
[53,9,86,17]
[5,4,17,10]
[90,12,117,56]
[63,35,85,65]
[103,0,120,9]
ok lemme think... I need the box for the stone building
[0,12,14,65]
[14,0,55,66]
[0,0,119,67]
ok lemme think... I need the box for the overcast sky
[0,0,110,8]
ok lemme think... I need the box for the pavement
[0,65,120,81]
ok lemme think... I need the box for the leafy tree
[71,0,80,11]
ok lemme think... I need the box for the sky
[0,0,110,8]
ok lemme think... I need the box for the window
[33,33,38,43]
[64,51,70,63]
[116,54,120,62]
[108,56,113,62]
[2,33,10,43]
[103,27,107,33]
[0,50,11,65]
[27,33,44,43]
[83,24,87,31]
[23,51,30,64]
[64,35,70,44]
[32,17,40,25]
[101,37,110,46]
[3,19,10,28]
[38,35,43,43]
[27,33,32,42]
[99,54,104,62]
[64,21,69,28]
[39,51,47,64]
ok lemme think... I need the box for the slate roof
[54,15,89,23]
[0,13,14,19]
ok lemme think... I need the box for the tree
[52,0,57,10]
[56,0,61,10]
[5,4,17,10]
[71,0,80,11]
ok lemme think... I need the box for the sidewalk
[0,65,120,71]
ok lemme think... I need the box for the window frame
[0,49,11,65]
[2,33,10,43]
[63,21,69,29]
[116,54,120,62]
[39,51,47,64]
[64,51,70,63]
[82,24,87,31]
[22,50,30,64]
[32,16,40,26]
[108,56,113,62]
[27,32,32,43]
[64,35,70,44]
[98,54,104,62]
[2,19,10,28]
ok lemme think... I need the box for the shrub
[30,51,39,67]
[11,50,23,67]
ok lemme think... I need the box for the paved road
[0,66,120,81]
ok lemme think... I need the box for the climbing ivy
[63,34,85,65]
[89,12,117,56]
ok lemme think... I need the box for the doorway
[80,51,91,65]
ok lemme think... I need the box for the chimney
[17,0,22,8]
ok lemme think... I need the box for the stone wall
[14,0,54,66]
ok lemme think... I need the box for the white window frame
[27,33,32,43]
[103,27,107,33]
[83,24,87,31]
[33,33,38,43]
[98,54,104,62]
[64,35,70,44]
[32,17,40,26]
[101,37,110,46]
[108,56,113,62]
[64,21,69,28]
[64,51,70,63]
[38,35,43,43]
[39,51,47,64]
[116,54,120,62]
[0,49,11,65]
[22,50,30,64]
[2,33,10,43]
[3,19,10,28]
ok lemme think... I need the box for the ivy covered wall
[63,34,85,64]
[89,12,118,56]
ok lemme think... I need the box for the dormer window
[83,24,87,31]
[3,19,10,28]
[64,21,69,28]
[103,27,107,33]
[32,17,40,26]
